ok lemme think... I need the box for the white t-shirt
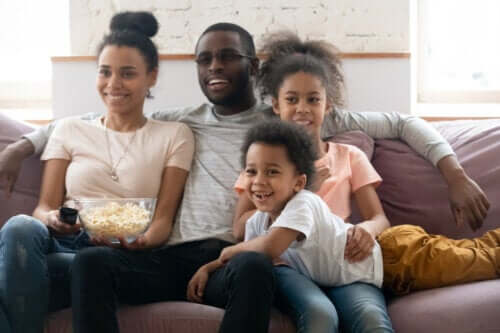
[245,190,383,288]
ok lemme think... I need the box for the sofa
[1,113,499,333]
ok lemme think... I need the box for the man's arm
[0,112,102,196]
[323,110,490,230]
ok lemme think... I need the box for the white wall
[52,57,410,119]
[70,0,409,55]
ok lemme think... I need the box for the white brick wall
[70,0,409,56]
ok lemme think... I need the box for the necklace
[103,117,140,182]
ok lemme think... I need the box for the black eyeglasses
[194,49,255,66]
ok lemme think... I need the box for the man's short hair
[196,22,256,57]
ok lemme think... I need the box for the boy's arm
[324,110,490,230]
[232,194,257,241]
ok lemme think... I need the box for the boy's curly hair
[241,120,317,189]
[258,31,345,111]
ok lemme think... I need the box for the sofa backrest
[0,114,42,227]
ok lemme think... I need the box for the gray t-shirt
[24,104,454,244]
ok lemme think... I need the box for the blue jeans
[0,215,91,333]
[274,266,394,333]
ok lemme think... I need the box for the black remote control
[59,207,78,225]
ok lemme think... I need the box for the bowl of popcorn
[74,198,157,243]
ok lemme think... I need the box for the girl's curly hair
[258,31,345,111]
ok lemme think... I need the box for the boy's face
[243,143,306,221]
[272,71,330,138]
[195,31,256,109]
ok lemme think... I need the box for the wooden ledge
[52,52,410,62]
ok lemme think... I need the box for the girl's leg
[379,225,500,293]
[0,215,53,333]
[324,283,394,333]
[273,265,338,333]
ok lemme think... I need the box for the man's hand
[0,139,35,197]
[344,225,375,263]
[187,266,211,303]
[448,174,490,231]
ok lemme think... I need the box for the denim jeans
[274,265,394,333]
[0,214,91,333]
[71,239,275,333]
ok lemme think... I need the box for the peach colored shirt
[41,117,194,205]
[235,142,381,220]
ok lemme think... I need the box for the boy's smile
[243,143,306,221]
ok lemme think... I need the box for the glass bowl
[74,198,157,243]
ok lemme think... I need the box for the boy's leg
[379,225,500,294]
[274,265,338,333]
[203,251,275,333]
[325,282,394,333]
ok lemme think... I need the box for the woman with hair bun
[0,11,194,333]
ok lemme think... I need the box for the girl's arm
[32,159,80,234]
[124,166,189,249]
[220,227,301,263]
[345,183,390,262]
[232,193,256,241]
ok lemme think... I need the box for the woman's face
[96,45,157,116]
[272,71,330,138]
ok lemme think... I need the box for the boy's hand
[344,225,374,263]
[219,245,240,264]
[310,164,331,192]
[187,267,210,303]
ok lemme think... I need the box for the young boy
[187,120,383,302]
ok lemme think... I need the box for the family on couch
[0,10,497,333]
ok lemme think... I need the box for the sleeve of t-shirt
[164,123,195,171]
[40,118,73,161]
[349,145,382,192]
[271,194,315,239]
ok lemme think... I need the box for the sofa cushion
[388,279,500,333]
[372,119,500,239]
[0,113,41,227]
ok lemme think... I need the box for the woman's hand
[447,174,490,231]
[344,225,375,263]
[187,266,211,303]
[46,209,81,235]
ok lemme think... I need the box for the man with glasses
[0,22,489,333]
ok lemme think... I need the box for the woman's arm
[345,184,390,262]
[32,159,80,234]
[125,166,189,249]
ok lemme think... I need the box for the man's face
[195,31,254,107]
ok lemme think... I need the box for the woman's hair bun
[110,11,159,38]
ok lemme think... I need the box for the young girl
[187,120,384,295]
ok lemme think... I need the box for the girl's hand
[46,209,81,235]
[344,225,375,263]
[187,266,210,303]
[310,165,331,192]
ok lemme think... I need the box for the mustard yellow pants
[377,224,500,295]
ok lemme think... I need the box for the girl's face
[272,71,330,138]
[243,143,306,221]
[97,45,157,116]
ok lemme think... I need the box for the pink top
[235,142,381,220]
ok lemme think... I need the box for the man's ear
[293,174,307,192]
[272,97,280,115]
